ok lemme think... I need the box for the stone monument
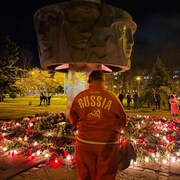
[34,0,137,116]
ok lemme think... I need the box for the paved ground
[0,154,47,180]
[0,153,77,180]
[1,154,180,180]
[9,163,78,180]
[6,163,180,180]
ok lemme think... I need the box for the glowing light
[46,133,53,137]
[66,155,71,161]
[163,136,166,140]
[74,130,78,136]
[156,152,160,158]
[3,147,7,151]
[16,122,21,127]
[45,153,50,158]
[36,150,41,156]
[24,135,28,141]
[55,158,59,163]
[137,124,141,129]
[176,151,180,156]
[132,139,137,144]
[145,157,149,162]
[31,153,35,158]
[162,159,167,164]
[151,153,155,158]
[14,150,18,154]
[164,123,168,127]
[171,156,176,163]
[33,141,38,146]
[29,122,34,127]
[156,133,159,137]
[136,76,141,81]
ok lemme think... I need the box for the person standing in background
[39,91,47,106]
[47,92,52,105]
[168,94,171,111]
[169,93,179,122]
[155,93,161,110]
[118,93,124,106]
[151,93,156,111]
[133,92,139,110]
[126,93,132,110]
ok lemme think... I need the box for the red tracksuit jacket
[69,82,127,142]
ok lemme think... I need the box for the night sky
[0,0,180,68]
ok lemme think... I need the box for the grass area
[126,108,172,119]
[0,96,67,120]
[0,96,173,121]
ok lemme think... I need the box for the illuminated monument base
[65,63,103,118]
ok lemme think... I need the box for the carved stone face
[65,3,101,50]
[62,2,102,62]
[35,5,63,59]
[121,24,134,60]
[34,2,137,72]
[111,21,135,65]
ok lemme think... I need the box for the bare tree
[19,45,34,70]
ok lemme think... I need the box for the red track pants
[75,140,119,180]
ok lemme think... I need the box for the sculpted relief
[34,1,137,72]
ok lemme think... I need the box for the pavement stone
[0,155,46,180]
[1,156,180,180]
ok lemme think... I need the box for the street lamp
[136,76,141,95]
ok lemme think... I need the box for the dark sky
[1,0,180,67]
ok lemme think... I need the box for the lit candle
[162,159,167,164]
[171,156,176,163]
[36,150,41,156]
[66,155,71,161]
[145,157,149,162]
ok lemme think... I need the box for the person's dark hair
[88,70,105,83]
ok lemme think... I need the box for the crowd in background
[118,92,179,121]
[39,91,52,106]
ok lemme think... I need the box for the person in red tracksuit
[69,70,127,180]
